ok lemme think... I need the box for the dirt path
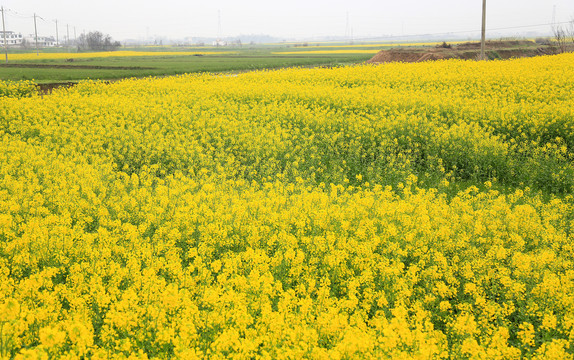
[0,63,154,70]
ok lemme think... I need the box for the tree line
[77,31,121,52]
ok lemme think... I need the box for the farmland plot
[0,54,574,359]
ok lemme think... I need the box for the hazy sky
[3,0,574,41]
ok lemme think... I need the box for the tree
[77,31,121,52]
[553,25,568,53]
[20,38,31,49]
[552,17,574,53]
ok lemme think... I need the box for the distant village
[0,30,60,47]
[1,29,279,48]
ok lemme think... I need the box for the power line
[34,13,39,55]
[0,6,571,45]
[342,20,572,42]
[489,21,570,32]
[6,12,34,19]
[5,8,35,19]
[3,7,80,50]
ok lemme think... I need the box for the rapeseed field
[1,54,573,359]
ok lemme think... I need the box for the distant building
[211,39,242,47]
[23,35,57,47]
[182,37,193,46]
[0,31,23,46]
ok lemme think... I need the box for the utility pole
[1,6,7,64]
[66,24,69,47]
[480,0,486,60]
[552,5,557,27]
[552,5,557,33]
[34,13,39,56]
[54,19,59,47]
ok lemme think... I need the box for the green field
[0,45,379,83]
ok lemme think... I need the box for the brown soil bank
[367,40,560,64]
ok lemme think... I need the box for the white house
[0,31,23,46]
[23,35,57,47]
[212,39,227,46]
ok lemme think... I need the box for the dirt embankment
[36,82,78,95]
[367,40,560,64]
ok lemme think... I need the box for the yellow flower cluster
[1,53,574,359]
[0,80,37,98]
[7,51,236,61]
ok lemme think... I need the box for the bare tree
[20,38,31,49]
[553,25,568,53]
[553,17,574,53]
[77,31,121,52]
